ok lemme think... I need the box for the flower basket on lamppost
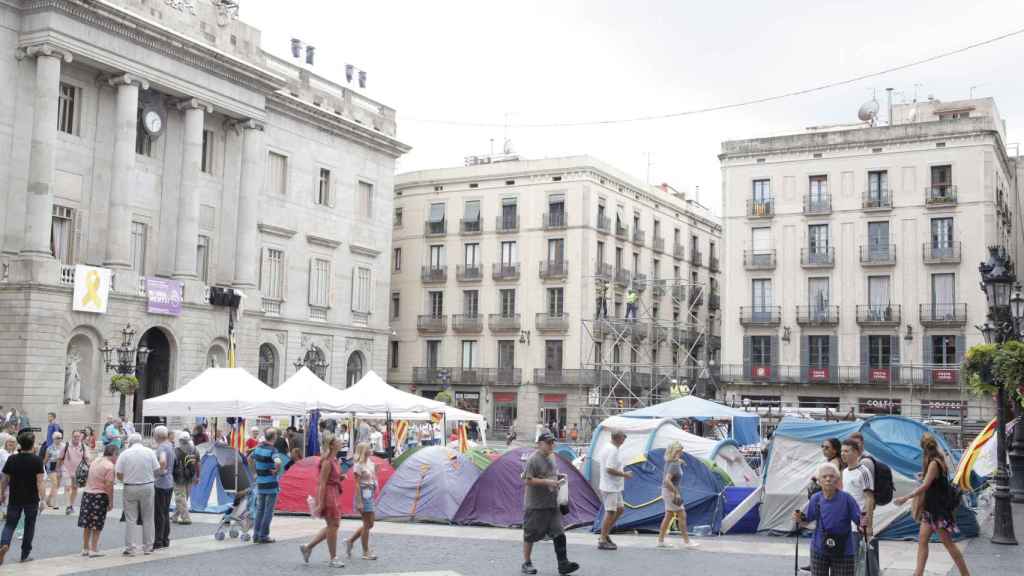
[99,324,150,420]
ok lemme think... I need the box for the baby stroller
[214,486,253,542]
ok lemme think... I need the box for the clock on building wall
[142,107,165,137]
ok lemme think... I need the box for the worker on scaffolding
[625,286,638,320]
[595,279,608,319]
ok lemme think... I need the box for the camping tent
[453,448,601,528]
[324,371,446,413]
[585,416,758,489]
[376,446,481,523]
[621,395,761,445]
[590,448,726,533]
[275,455,395,517]
[189,443,250,513]
[143,367,297,417]
[465,447,501,471]
[269,367,349,413]
[758,416,978,540]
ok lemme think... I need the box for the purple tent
[377,446,481,523]
[453,447,601,528]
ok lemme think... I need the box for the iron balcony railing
[709,255,720,272]
[855,304,901,325]
[860,244,896,266]
[488,313,521,333]
[926,184,957,205]
[495,215,519,233]
[543,212,568,229]
[739,306,782,326]
[421,265,447,283]
[709,292,720,311]
[534,369,596,387]
[633,228,646,245]
[595,262,613,280]
[651,280,667,299]
[919,303,968,326]
[744,250,776,270]
[673,243,685,260]
[596,214,611,233]
[801,247,835,268]
[460,218,482,234]
[456,265,482,282]
[747,198,774,218]
[691,250,703,267]
[416,315,447,333]
[796,305,840,326]
[653,236,665,253]
[413,367,519,386]
[716,363,964,389]
[539,259,569,279]
[451,314,483,333]
[492,263,520,281]
[803,194,832,214]
[535,312,570,332]
[614,267,632,287]
[615,222,629,239]
[633,273,648,291]
[922,241,961,264]
[863,189,892,210]
[424,220,447,236]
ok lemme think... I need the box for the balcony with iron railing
[653,236,665,253]
[534,369,596,387]
[460,218,482,235]
[922,241,961,264]
[535,312,570,332]
[691,250,703,267]
[715,363,964,389]
[413,367,523,387]
[709,255,719,272]
[632,228,646,246]
[417,314,447,333]
[424,219,447,237]
[855,304,901,326]
[495,215,519,233]
[801,247,834,268]
[596,214,610,234]
[739,306,782,326]
[488,313,521,333]
[689,290,703,307]
[614,267,632,287]
[919,303,968,327]
[595,262,613,281]
[796,305,840,326]
[860,244,896,266]
[492,262,520,281]
[673,243,685,260]
[747,198,774,218]
[615,222,629,239]
[709,292,720,311]
[452,313,484,333]
[652,280,667,299]
[803,194,832,215]
[543,211,568,230]
[456,264,482,282]
[863,189,893,210]
[633,273,648,291]
[925,184,957,205]
[421,265,447,283]
[745,249,774,268]
[539,259,569,280]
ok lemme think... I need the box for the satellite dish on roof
[858,99,880,125]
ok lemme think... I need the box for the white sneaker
[328,558,345,568]
[656,541,675,549]
[684,541,700,549]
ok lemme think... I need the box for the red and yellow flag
[954,418,997,490]
[395,420,409,447]
[457,423,469,453]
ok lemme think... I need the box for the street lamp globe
[980,246,1014,313]
[1011,285,1024,325]
[980,321,997,345]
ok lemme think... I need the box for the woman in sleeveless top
[656,442,698,549]
[345,442,378,560]
[893,433,970,576]
[299,434,346,568]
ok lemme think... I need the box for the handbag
[75,451,89,488]
[821,531,849,559]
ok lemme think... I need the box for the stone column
[172,99,209,279]
[17,44,72,260]
[105,74,149,269]
[233,120,264,288]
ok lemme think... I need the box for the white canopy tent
[268,366,348,413]
[325,370,446,413]
[143,367,294,417]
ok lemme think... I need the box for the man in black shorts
[521,431,578,575]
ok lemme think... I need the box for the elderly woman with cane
[793,462,861,576]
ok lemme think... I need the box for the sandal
[361,551,378,561]
[299,544,312,564]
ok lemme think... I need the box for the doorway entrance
[134,328,171,426]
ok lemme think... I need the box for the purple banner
[146,277,182,316]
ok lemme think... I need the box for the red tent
[275,455,395,517]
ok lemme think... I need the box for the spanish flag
[457,423,469,453]
[954,418,997,490]
[395,420,409,448]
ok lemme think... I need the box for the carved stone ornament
[274,331,287,346]
[212,1,240,26]
[15,43,73,63]
[164,0,198,15]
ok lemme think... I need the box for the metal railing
[596,214,610,233]
[747,198,774,218]
[691,250,703,267]
[919,303,968,326]
[739,306,782,326]
[925,184,957,205]
[488,313,521,333]
[709,292,720,311]
[59,265,75,285]
[709,255,720,272]
[539,259,569,279]
[416,315,447,332]
[796,305,840,326]
[595,262,613,280]
[456,265,482,282]
[632,229,646,245]
[535,312,570,332]
[673,244,685,260]
[421,265,447,283]
[653,236,665,253]
[615,223,629,239]
[863,189,892,209]
[452,314,484,333]
[543,212,567,229]
[716,363,965,388]
[744,250,776,270]
[495,215,519,233]
[860,244,896,266]
[492,263,520,281]
[855,304,901,325]
[801,247,834,267]
[614,267,631,287]
[922,241,961,264]
[633,273,648,291]
[460,218,482,234]
[803,194,832,214]
[424,220,447,236]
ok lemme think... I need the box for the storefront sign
[587,387,600,406]
[921,400,966,420]
[932,369,957,383]
[146,277,182,316]
[808,367,830,381]
[72,265,111,314]
[543,394,566,404]
[752,365,772,379]
[859,398,902,415]
[493,393,516,403]
[869,368,890,382]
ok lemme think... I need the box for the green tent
[465,447,501,471]
[700,457,734,487]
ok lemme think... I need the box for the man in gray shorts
[521,431,579,575]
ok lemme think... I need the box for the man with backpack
[841,437,893,576]
[171,432,198,525]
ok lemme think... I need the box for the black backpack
[174,446,198,484]
[863,455,894,506]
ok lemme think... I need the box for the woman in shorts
[346,442,378,560]
[656,442,699,549]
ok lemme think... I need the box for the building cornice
[348,243,381,258]
[259,313,390,336]
[257,222,297,239]
[306,234,342,250]
[266,93,410,159]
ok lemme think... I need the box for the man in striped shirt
[250,427,283,544]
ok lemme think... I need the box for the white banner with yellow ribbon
[72,264,111,314]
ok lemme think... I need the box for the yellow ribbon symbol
[81,270,103,308]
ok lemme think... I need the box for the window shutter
[328,177,336,208]
[328,260,335,308]
[742,336,751,380]
[281,250,288,301]
[800,335,810,384]
[828,335,838,385]
[259,247,268,293]
[307,257,314,305]
[770,335,779,383]
[891,335,901,383]
[72,209,83,264]
[368,268,375,314]
[923,335,933,386]
[955,335,966,387]
[860,335,869,384]
[350,265,357,312]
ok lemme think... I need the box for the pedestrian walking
[102,418,124,451]
[79,444,117,557]
[0,434,25,542]
[625,288,638,319]
[59,430,87,514]
[115,433,159,556]
[0,430,45,565]
[792,462,860,576]
[521,431,578,575]
[598,429,631,550]
[893,433,970,576]
[251,427,283,543]
[39,412,62,460]
[656,442,698,549]
[841,438,878,575]
[346,442,378,560]
[299,433,345,568]
[800,437,845,571]
[171,432,198,525]
[42,431,65,509]
[152,426,175,549]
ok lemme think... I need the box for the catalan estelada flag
[457,423,469,453]
[431,411,443,424]
[228,417,246,452]
[954,418,997,490]
[395,420,409,447]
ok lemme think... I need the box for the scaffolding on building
[578,276,715,433]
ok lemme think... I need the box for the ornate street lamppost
[99,324,150,420]
[294,345,330,380]
[1008,288,1024,503]
[978,246,1018,545]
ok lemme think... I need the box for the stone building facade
[0,0,408,428]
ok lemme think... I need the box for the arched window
[303,346,328,380]
[346,351,364,388]
[258,344,278,388]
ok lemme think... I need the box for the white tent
[324,370,445,413]
[143,367,295,417]
[351,405,483,422]
[269,366,348,413]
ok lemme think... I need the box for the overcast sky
[240,0,1024,215]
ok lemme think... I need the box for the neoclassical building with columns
[0,0,408,428]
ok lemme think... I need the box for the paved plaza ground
[1,500,1020,575]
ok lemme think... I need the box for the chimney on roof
[345,64,354,83]
[358,70,367,89]
[290,38,302,58]
[305,45,315,65]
